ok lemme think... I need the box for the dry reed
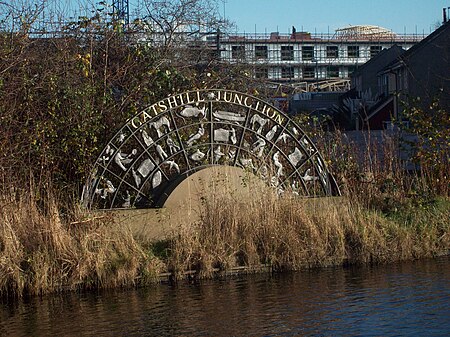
[1,183,448,296]
[0,186,164,298]
[165,128,448,278]
[168,187,449,279]
[1,126,448,296]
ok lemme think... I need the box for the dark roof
[379,20,450,73]
[351,44,404,77]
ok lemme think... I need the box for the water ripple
[1,256,449,336]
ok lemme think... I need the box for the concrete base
[106,166,268,242]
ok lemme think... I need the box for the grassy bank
[0,187,164,297]
[1,185,448,298]
[169,191,449,277]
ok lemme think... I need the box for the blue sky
[58,0,448,35]
[223,0,449,34]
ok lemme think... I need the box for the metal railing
[221,31,426,43]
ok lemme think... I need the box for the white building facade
[218,26,423,84]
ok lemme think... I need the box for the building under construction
[216,25,423,92]
[23,0,424,94]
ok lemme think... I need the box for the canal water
[1,256,449,336]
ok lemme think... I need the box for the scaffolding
[216,25,424,90]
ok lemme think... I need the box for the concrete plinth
[106,166,267,242]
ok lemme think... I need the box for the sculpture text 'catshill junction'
[82,89,340,210]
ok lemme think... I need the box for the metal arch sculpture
[82,89,339,209]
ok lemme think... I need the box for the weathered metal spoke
[82,89,339,210]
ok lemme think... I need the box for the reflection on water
[1,256,450,336]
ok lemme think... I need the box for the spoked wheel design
[82,89,339,210]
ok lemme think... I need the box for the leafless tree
[139,0,229,47]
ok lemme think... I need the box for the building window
[281,67,294,79]
[302,46,314,61]
[303,66,315,79]
[370,45,382,57]
[255,46,268,59]
[326,46,338,58]
[327,66,339,78]
[255,67,269,79]
[347,46,359,58]
[281,46,294,61]
[232,45,245,59]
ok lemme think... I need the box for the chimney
[444,8,448,23]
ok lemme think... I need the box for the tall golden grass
[0,185,164,298]
[1,181,448,297]
[167,129,449,278]
[168,190,449,278]
[1,129,448,297]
